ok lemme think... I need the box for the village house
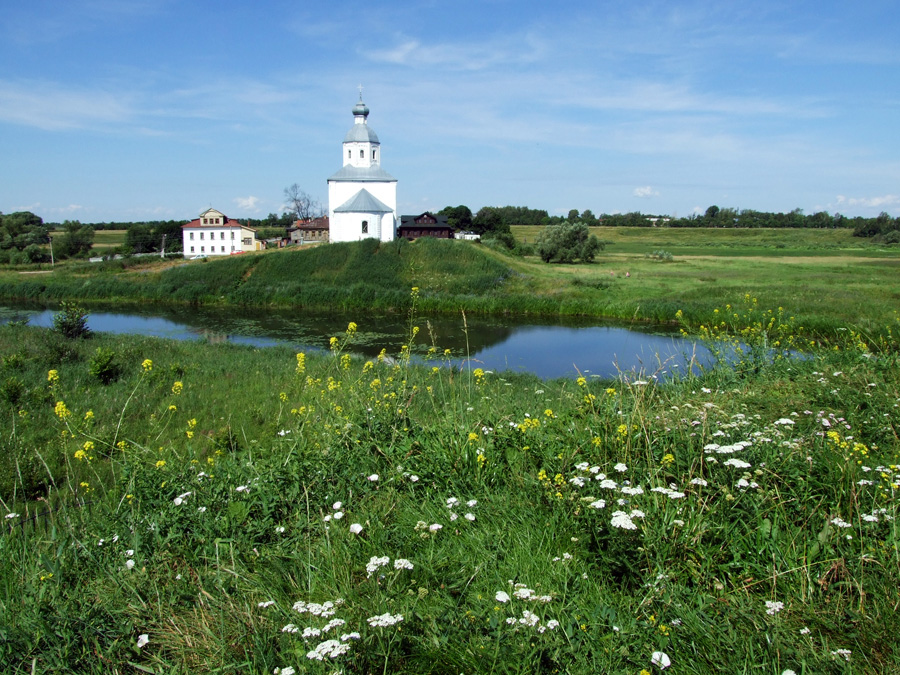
[289,216,329,245]
[398,212,453,240]
[182,208,259,257]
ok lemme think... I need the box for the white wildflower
[651,651,671,669]
[765,600,784,615]
[137,634,149,648]
[610,511,637,530]
[495,591,510,603]
[349,523,363,534]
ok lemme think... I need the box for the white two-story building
[182,208,258,257]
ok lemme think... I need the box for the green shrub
[88,347,121,384]
[52,302,91,340]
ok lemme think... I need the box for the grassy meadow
[1,230,899,343]
[1,288,899,673]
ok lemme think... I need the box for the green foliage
[0,311,897,673]
[88,347,121,384]
[54,221,95,259]
[0,211,49,251]
[52,302,92,340]
[646,249,674,261]
[535,221,603,263]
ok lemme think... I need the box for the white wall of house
[182,225,257,256]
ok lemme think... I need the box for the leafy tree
[581,209,597,226]
[0,211,49,250]
[55,221,95,258]
[535,222,603,263]
[125,225,155,254]
[567,209,580,221]
[439,205,473,231]
[472,207,509,236]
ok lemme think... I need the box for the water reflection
[0,302,711,380]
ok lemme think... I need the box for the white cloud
[0,80,133,131]
[234,195,261,212]
[835,194,899,210]
[633,186,659,199]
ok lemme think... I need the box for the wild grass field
[1,292,898,673]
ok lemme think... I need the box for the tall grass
[1,296,898,673]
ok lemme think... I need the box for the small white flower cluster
[830,648,852,661]
[367,612,404,627]
[504,610,560,634]
[292,599,343,618]
[610,510,643,530]
[445,496,478,523]
[306,636,357,661]
[5,512,19,519]
[764,600,784,615]
[497,586,560,634]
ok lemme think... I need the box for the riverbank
[1,307,898,672]
[0,232,898,343]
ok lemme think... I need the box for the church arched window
[362,221,368,234]
[360,149,364,158]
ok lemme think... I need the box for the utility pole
[49,235,54,266]
[160,234,166,258]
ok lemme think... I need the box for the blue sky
[1,0,898,223]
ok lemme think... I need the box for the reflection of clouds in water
[0,303,706,380]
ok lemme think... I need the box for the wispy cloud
[0,80,134,130]
[234,196,261,212]
[633,186,659,199]
[835,194,900,210]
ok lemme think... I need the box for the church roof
[334,189,393,214]
[344,124,380,144]
[328,165,397,183]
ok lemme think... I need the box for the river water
[0,302,711,380]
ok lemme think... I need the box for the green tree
[439,205,473,231]
[0,211,49,250]
[535,222,603,263]
[472,207,509,236]
[55,221,95,258]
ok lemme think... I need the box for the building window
[201,246,205,252]
[362,220,368,234]
[243,238,251,246]
[220,232,225,240]
[190,246,194,253]
[360,149,364,158]
[372,150,377,160]
[348,149,351,159]
[189,232,194,240]
[221,246,225,252]
[200,232,204,240]
[231,232,235,239]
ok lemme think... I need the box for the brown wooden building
[398,212,453,240]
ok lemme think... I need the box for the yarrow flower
[765,600,784,615]
[349,523,363,534]
[495,591,511,603]
[610,511,638,530]
[367,612,404,627]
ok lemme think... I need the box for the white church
[327,94,398,242]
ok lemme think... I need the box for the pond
[0,302,712,380]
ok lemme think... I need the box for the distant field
[511,225,895,257]
[50,229,127,250]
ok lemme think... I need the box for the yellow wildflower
[47,369,59,385]
[141,359,153,372]
[295,352,306,375]
[54,401,71,419]
[171,381,183,395]
[84,410,94,420]
[155,460,166,468]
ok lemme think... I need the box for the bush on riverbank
[1,296,898,673]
